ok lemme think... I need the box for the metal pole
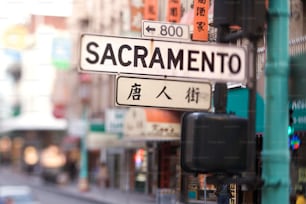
[204,176,207,203]
[248,40,258,175]
[214,26,229,114]
[79,105,89,191]
[242,39,258,203]
[261,0,290,203]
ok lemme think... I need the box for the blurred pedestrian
[215,184,232,204]
[68,159,78,182]
[97,163,109,188]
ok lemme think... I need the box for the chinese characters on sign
[127,83,142,100]
[116,76,211,111]
[144,0,158,21]
[127,84,204,103]
[155,86,172,100]
[167,0,181,23]
[185,87,200,103]
[130,0,144,32]
[193,0,209,41]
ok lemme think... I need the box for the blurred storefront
[122,107,182,197]
[1,113,67,172]
[40,144,66,183]
[61,115,124,186]
[103,108,127,189]
[86,122,121,184]
[0,136,13,165]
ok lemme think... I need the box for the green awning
[227,88,265,133]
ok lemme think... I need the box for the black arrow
[146,25,156,33]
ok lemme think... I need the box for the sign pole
[261,0,290,203]
[78,74,91,192]
[214,26,229,114]
[244,35,259,204]
[78,104,89,192]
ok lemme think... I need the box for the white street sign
[80,34,247,83]
[142,20,190,41]
[116,76,212,110]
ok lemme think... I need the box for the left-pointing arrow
[146,25,156,33]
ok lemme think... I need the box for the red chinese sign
[144,0,158,21]
[130,0,144,32]
[193,0,209,41]
[167,0,181,23]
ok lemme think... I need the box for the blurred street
[0,0,306,204]
[0,166,157,204]
[0,165,218,204]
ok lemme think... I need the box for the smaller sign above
[116,76,211,111]
[142,20,190,41]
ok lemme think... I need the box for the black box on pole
[181,112,249,175]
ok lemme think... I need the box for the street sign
[115,76,211,110]
[142,20,190,41]
[80,34,247,82]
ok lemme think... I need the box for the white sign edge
[78,33,248,84]
[115,75,212,111]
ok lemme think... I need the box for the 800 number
[160,25,183,37]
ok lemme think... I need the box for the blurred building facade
[64,1,306,203]
[0,0,306,203]
[0,1,71,172]
[64,0,194,197]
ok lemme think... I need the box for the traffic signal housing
[213,0,266,38]
[181,112,249,175]
[213,0,242,27]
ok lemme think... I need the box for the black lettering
[134,46,148,67]
[86,42,99,64]
[216,52,228,73]
[202,52,214,72]
[149,48,165,68]
[168,49,183,70]
[100,43,116,65]
[188,50,199,71]
[118,44,132,66]
[229,54,241,73]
